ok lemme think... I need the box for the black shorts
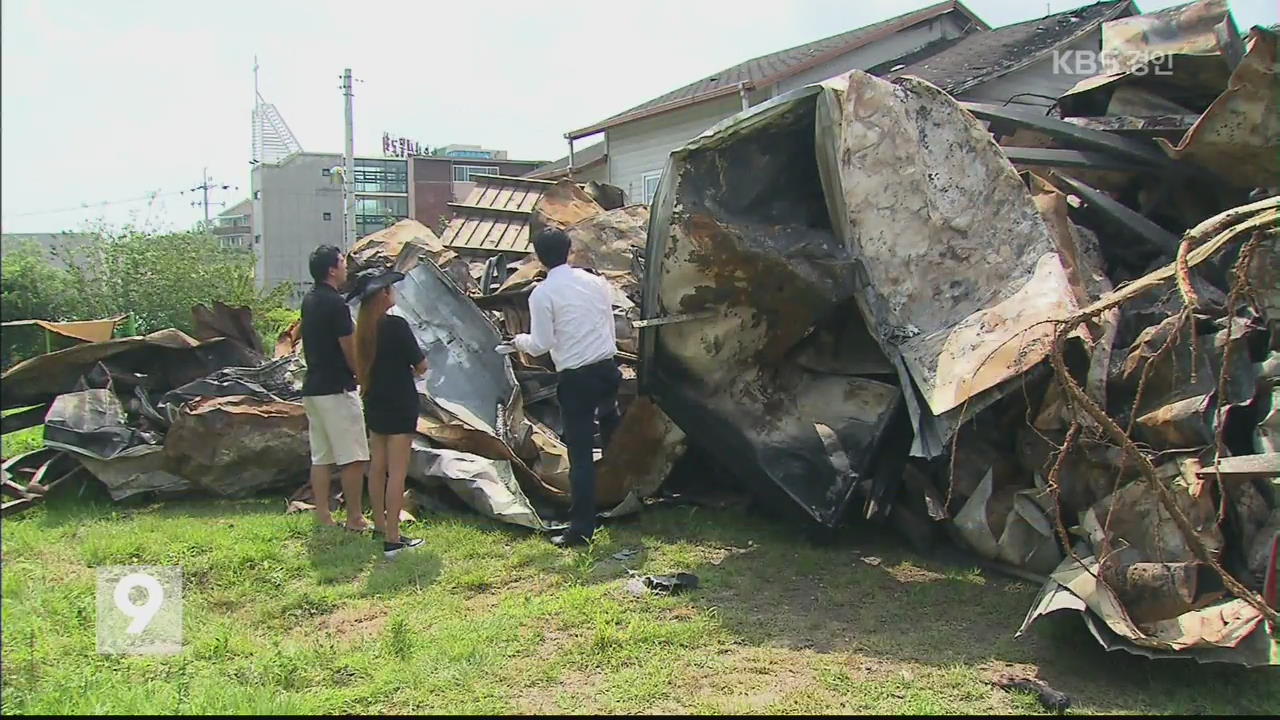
[364,401,417,436]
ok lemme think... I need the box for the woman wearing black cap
[350,268,428,558]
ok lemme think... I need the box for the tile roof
[886,1,1132,94]
[567,1,987,138]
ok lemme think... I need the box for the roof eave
[567,1,984,139]
[951,0,992,31]
[527,153,609,179]
[567,84,745,140]
[749,1,983,92]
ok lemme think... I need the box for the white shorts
[302,391,370,466]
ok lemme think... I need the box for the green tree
[0,240,84,368]
[0,240,80,323]
[60,224,292,339]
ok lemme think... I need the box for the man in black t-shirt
[300,245,370,531]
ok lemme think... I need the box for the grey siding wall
[956,31,1103,109]
[570,163,609,185]
[251,153,344,301]
[601,12,982,204]
[775,15,969,95]
[605,94,742,204]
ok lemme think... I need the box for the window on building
[453,165,500,183]
[642,171,662,205]
[353,158,408,193]
[322,168,331,177]
[323,212,332,221]
[253,190,262,200]
[254,234,261,245]
[354,196,409,239]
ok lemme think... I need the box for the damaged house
[560,0,1148,205]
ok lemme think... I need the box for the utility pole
[341,68,356,248]
[190,167,233,228]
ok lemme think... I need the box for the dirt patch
[465,575,563,613]
[664,606,701,621]
[678,646,819,711]
[514,667,607,715]
[303,605,389,644]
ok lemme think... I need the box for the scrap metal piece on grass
[0,329,256,412]
[1019,550,1276,666]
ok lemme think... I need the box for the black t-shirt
[364,314,426,416]
[300,283,356,396]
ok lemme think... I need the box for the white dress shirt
[513,264,617,371]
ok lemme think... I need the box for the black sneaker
[383,536,425,558]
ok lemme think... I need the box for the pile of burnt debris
[2,0,1276,667]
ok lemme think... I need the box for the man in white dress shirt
[510,227,621,547]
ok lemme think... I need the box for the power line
[1,189,189,220]
[189,168,238,225]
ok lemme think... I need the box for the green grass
[2,405,46,460]
[1,424,44,460]
[2,495,1276,715]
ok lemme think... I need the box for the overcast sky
[2,0,1275,234]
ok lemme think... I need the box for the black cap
[346,267,405,302]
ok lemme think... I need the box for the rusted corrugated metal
[440,174,553,254]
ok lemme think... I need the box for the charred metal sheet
[529,179,605,239]
[1030,174,1118,409]
[596,397,687,503]
[953,470,1062,575]
[78,449,191,501]
[1135,394,1214,449]
[641,80,903,525]
[0,329,255,411]
[584,181,625,211]
[349,218,446,272]
[159,355,303,424]
[44,389,164,461]
[1057,0,1245,129]
[1195,453,1280,481]
[372,260,588,503]
[1102,0,1243,73]
[163,395,308,498]
[835,76,1081,456]
[789,302,894,377]
[409,443,549,530]
[1019,550,1276,666]
[1063,114,1201,136]
[385,256,521,450]
[1046,172,1181,256]
[961,101,1173,167]
[1156,27,1279,189]
[191,302,264,356]
[1004,147,1155,173]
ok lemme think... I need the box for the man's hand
[494,342,517,355]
